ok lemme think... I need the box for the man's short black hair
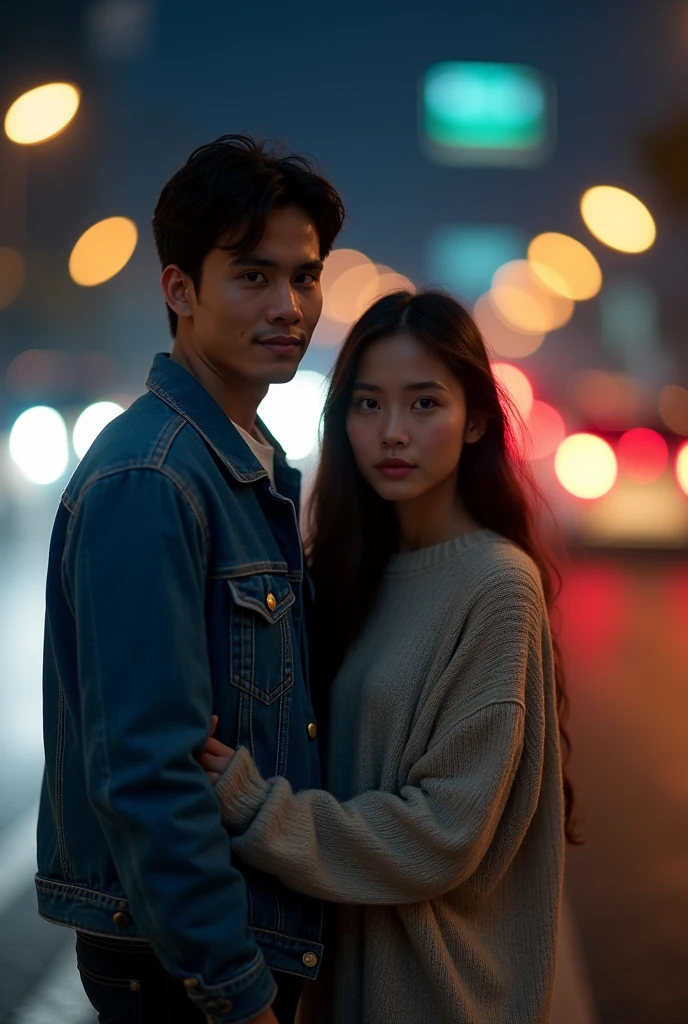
[152,134,346,336]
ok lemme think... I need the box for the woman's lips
[378,466,414,479]
[376,459,415,480]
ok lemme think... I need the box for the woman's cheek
[418,418,464,475]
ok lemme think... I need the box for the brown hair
[306,289,580,843]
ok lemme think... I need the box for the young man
[36,135,345,1024]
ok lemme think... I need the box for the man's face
[178,204,323,388]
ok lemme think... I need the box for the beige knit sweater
[216,530,564,1023]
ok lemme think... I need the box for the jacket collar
[146,353,293,485]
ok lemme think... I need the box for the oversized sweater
[216,529,565,1024]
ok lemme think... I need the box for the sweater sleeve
[215,558,547,904]
[217,700,525,904]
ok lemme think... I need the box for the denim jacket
[36,353,323,1024]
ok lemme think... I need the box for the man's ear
[464,415,487,444]
[161,265,194,322]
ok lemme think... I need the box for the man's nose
[268,284,302,324]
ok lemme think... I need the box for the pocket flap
[227,573,295,624]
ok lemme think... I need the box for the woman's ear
[464,415,487,444]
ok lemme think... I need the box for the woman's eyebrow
[403,380,449,392]
[352,380,450,392]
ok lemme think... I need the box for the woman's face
[345,331,484,503]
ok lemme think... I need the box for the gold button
[302,951,318,968]
[112,911,132,929]
[266,593,277,611]
[307,722,317,740]
[183,978,199,990]
[130,981,140,992]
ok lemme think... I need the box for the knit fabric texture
[216,529,565,1023]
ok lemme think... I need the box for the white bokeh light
[258,371,327,462]
[9,406,70,484]
[73,401,125,459]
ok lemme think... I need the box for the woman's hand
[199,716,235,784]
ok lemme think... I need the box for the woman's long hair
[306,289,580,843]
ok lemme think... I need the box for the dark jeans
[75,932,302,1024]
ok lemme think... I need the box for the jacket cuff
[215,746,270,833]
[184,948,277,1023]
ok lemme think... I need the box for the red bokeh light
[616,427,668,484]
[526,400,566,460]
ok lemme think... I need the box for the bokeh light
[569,370,651,430]
[491,260,574,333]
[580,185,656,253]
[69,217,138,286]
[676,441,688,497]
[357,268,416,312]
[526,400,566,460]
[0,248,26,309]
[322,250,377,324]
[6,349,76,398]
[9,406,69,484]
[426,224,526,302]
[258,370,327,461]
[73,401,125,459]
[527,232,602,300]
[616,427,668,484]
[555,433,618,499]
[4,83,80,145]
[492,361,534,418]
[422,62,551,167]
[658,385,688,436]
[473,293,545,358]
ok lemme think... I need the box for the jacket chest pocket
[227,573,295,705]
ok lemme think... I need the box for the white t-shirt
[231,420,275,487]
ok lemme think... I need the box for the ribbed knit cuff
[215,746,270,833]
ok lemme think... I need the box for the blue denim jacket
[36,353,323,1024]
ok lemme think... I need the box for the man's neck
[169,342,266,433]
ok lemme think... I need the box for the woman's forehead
[355,332,456,388]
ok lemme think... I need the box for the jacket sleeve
[65,468,275,1023]
[215,570,548,905]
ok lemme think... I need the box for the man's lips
[257,335,304,354]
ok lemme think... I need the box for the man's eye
[413,397,437,411]
[242,272,266,283]
[295,273,318,285]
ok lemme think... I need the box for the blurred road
[0,520,685,1023]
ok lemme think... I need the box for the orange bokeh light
[491,260,574,334]
[616,427,668,484]
[554,433,618,499]
[658,385,688,436]
[473,293,545,358]
[676,441,688,497]
[492,362,534,419]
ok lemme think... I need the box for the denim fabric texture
[36,353,322,1023]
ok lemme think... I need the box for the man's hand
[249,1008,279,1024]
[199,718,235,784]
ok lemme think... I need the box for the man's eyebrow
[228,254,324,272]
[352,380,449,392]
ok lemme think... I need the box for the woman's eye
[357,397,379,411]
[413,397,437,411]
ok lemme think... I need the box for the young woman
[201,290,576,1024]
